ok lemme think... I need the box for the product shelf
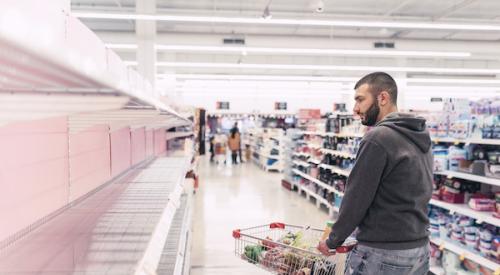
[293,160,311,167]
[308,158,322,165]
[320,148,357,159]
[0,153,193,275]
[318,164,352,177]
[295,183,338,215]
[166,131,194,141]
[306,143,322,150]
[432,137,500,146]
[430,199,500,227]
[156,190,192,275]
[429,237,500,272]
[292,152,311,158]
[292,169,345,197]
[434,170,500,187]
[429,265,445,275]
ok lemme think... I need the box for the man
[317,72,433,275]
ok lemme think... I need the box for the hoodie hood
[376,112,431,153]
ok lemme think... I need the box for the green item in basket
[244,245,263,263]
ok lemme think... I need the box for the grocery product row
[277,99,500,275]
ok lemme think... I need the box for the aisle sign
[216,101,230,110]
[275,102,287,110]
[298,109,321,119]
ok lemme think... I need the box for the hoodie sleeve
[326,139,387,249]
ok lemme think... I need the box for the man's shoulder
[363,126,398,145]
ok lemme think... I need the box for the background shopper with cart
[213,129,228,165]
[317,72,433,275]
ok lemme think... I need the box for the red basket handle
[334,240,357,254]
[269,222,285,229]
[232,229,241,239]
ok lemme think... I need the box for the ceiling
[71,0,500,39]
[70,0,500,103]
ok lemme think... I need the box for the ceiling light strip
[154,62,500,75]
[72,12,500,31]
[154,45,470,58]
[162,74,500,85]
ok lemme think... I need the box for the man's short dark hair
[354,72,398,104]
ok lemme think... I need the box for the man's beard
[361,101,380,126]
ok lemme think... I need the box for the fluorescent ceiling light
[407,78,500,85]
[161,74,358,82]
[154,45,470,58]
[72,11,500,31]
[124,61,138,66]
[162,74,500,85]
[154,62,500,75]
[105,43,138,49]
[107,44,470,58]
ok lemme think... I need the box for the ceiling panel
[398,0,466,18]
[449,31,500,40]
[398,30,457,39]
[81,18,135,32]
[448,0,500,19]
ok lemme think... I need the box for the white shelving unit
[246,128,285,172]
[430,237,500,273]
[294,130,500,274]
[166,131,194,141]
[294,180,338,216]
[430,199,500,227]
[435,170,500,187]
[319,164,352,177]
[429,265,445,275]
[320,148,357,159]
[292,169,345,197]
[432,137,500,146]
[293,160,311,167]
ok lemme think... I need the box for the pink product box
[310,167,319,178]
[469,198,496,212]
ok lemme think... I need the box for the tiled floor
[190,159,330,275]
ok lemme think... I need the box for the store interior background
[70,0,500,114]
[1,0,500,275]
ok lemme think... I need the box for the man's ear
[379,91,390,106]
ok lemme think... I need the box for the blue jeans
[346,244,430,275]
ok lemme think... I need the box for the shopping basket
[232,222,356,275]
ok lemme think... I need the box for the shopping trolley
[232,222,356,275]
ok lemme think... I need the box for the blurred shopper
[317,72,433,275]
[231,122,244,163]
[209,134,215,162]
[228,127,241,165]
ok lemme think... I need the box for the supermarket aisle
[190,158,329,275]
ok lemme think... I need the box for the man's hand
[317,240,335,256]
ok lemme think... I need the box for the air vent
[223,38,245,45]
[374,42,395,48]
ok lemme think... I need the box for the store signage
[275,102,287,110]
[334,103,347,112]
[216,101,230,110]
[298,109,321,119]
[430,97,443,102]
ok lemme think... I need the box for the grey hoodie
[326,112,433,250]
